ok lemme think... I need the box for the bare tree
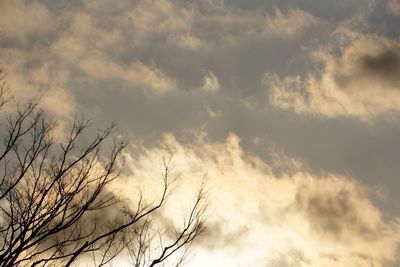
[123,175,207,267]
[0,78,207,266]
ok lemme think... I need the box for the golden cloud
[119,132,400,266]
[265,35,400,120]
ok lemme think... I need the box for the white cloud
[199,71,220,93]
[206,106,221,118]
[265,35,400,120]
[79,55,176,94]
[104,0,317,49]
[0,49,75,119]
[2,0,318,102]
[51,11,176,95]
[167,33,211,51]
[120,132,400,267]
[0,48,76,140]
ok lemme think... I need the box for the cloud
[265,35,400,120]
[120,132,400,267]
[0,49,75,120]
[0,48,76,140]
[2,0,319,102]
[126,0,194,47]
[387,0,400,16]
[0,0,56,44]
[167,33,211,51]
[106,0,317,49]
[79,56,177,94]
[199,71,220,93]
[333,37,400,92]
[206,106,221,118]
[264,7,318,37]
[50,10,176,95]
[1,1,400,265]
[51,12,123,61]
[291,178,394,244]
[195,4,317,45]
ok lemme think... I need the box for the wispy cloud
[387,0,400,16]
[265,34,400,120]
[199,71,220,93]
[122,133,400,267]
[1,1,400,265]
[0,0,56,44]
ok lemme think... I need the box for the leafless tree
[123,176,207,267]
[0,77,207,266]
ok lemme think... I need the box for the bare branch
[0,78,207,267]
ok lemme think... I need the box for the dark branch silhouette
[0,77,207,267]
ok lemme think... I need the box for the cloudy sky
[1,0,400,266]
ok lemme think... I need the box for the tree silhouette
[0,76,207,266]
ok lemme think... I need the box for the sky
[1,0,400,266]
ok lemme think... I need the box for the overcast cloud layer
[1,0,400,266]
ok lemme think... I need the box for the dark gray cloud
[334,41,400,90]
[293,186,381,241]
[361,49,400,75]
